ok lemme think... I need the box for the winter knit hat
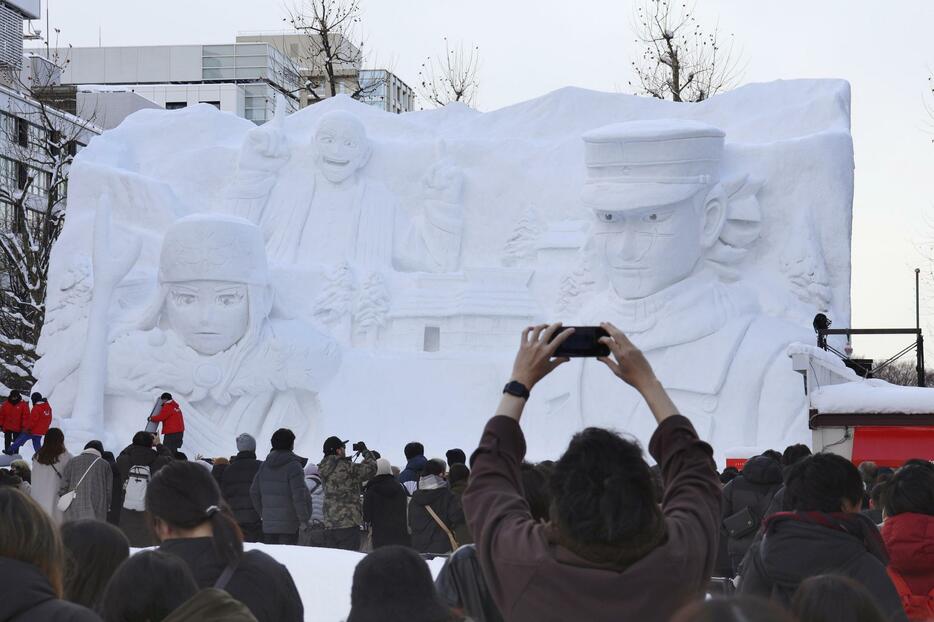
[236,433,256,453]
[376,458,392,477]
[304,463,320,478]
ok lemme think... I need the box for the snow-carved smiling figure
[560,120,813,461]
[313,110,371,184]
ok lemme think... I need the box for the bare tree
[0,47,98,388]
[868,359,933,387]
[417,38,480,108]
[286,0,385,104]
[629,0,740,103]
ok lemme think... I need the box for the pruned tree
[417,38,480,108]
[0,46,99,388]
[286,0,385,103]
[629,0,740,103]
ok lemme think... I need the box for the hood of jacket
[883,512,934,579]
[411,486,448,507]
[318,453,351,476]
[164,588,257,622]
[758,514,882,587]
[264,449,302,470]
[120,444,160,466]
[402,455,428,474]
[366,473,406,498]
[741,456,783,486]
[0,558,56,620]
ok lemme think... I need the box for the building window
[15,117,27,147]
[16,162,27,189]
[165,102,187,110]
[200,101,221,109]
[50,130,61,156]
[423,326,441,353]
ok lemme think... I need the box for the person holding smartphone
[462,322,721,622]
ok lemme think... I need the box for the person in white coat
[29,428,72,524]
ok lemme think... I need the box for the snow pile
[811,379,934,414]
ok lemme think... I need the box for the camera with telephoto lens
[352,441,367,453]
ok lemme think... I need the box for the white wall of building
[120,83,243,115]
[59,45,204,85]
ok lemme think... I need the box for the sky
[30,0,934,364]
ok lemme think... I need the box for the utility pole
[916,268,925,387]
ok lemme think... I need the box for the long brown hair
[35,428,67,466]
[0,487,65,596]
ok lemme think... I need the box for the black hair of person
[145,459,243,566]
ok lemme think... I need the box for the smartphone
[549,326,610,358]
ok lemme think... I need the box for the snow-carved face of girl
[164,280,249,355]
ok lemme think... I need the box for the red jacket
[150,400,185,434]
[883,513,934,603]
[0,400,29,432]
[27,402,52,436]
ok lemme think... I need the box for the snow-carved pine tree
[501,204,542,267]
[312,262,356,325]
[354,271,390,346]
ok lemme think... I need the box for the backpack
[889,568,934,621]
[123,464,151,511]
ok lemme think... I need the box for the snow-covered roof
[811,379,934,415]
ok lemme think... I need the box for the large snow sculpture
[226,105,464,273]
[546,120,810,456]
[62,212,340,452]
[33,81,855,462]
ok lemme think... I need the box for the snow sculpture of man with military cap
[64,212,341,455]
[569,119,810,458]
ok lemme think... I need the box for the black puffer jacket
[0,558,101,622]
[221,451,262,531]
[409,486,465,555]
[160,537,303,622]
[363,474,411,548]
[721,455,782,571]
[738,514,907,622]
[249,450,310,534]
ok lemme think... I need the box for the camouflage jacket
[318,451,377,529]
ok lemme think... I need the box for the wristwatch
[503,381,531,400]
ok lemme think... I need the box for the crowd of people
[0,322,932,621]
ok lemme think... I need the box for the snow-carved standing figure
[545,120,812,461]
[226,100,465,275]
[67,212,341,456]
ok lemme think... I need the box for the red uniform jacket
[462,414,721,622]
[883,512,934,619]
[27,402,52,436]
[0,400,29,432]
[151,400,185,434]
